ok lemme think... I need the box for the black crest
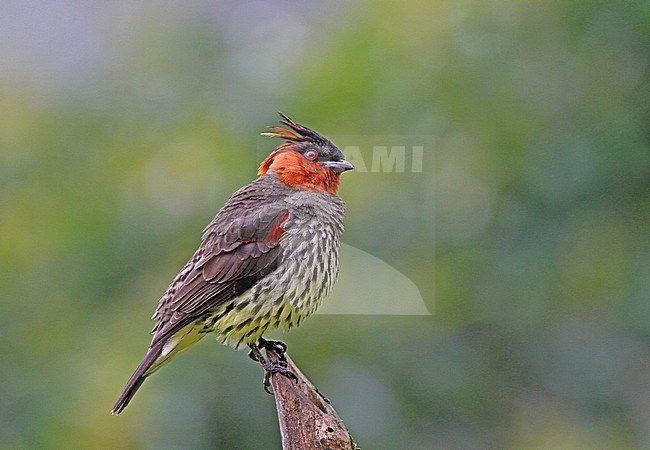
[262,113,335,148]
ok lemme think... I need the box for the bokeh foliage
[1,1,649,448]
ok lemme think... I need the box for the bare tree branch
[264,348,357,450]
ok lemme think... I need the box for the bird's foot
[247,338,286,362]
[248,340,297,394]
[258,337,287,357]
[261,359,298,394]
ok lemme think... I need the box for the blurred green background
[1,1,649,449]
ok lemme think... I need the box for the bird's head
[258,113,354,194]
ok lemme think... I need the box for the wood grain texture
[265,348,357,450]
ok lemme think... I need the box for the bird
[111,113,354,414]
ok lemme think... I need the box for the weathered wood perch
[263,347,357,450]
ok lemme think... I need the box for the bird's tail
[112,324,206,414]
[111,341,164,415]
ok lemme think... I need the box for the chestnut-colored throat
[258,150,340,195]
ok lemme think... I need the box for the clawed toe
[249,338,297,394]
[263,361,297,394]
[258,338,288,356]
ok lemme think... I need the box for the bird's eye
[303,150,318,161]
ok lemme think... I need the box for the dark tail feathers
[111,342,163,415]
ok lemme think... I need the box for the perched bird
[112,113,353,414]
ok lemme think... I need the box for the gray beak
[322,159,354,173]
